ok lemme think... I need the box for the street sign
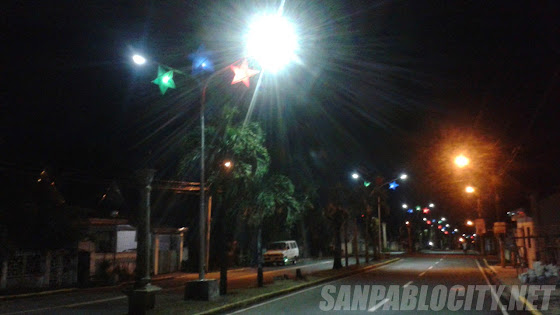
[475,218,486,235]
[494,222,506,234]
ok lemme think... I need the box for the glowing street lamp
[466,220,474,226]
[441,217,446,221]
[466,186,475,193]
[351,173,360,179]
[132,54,146,65]
[402,204,408,209]
[455,155,470,168]
[224,161,232,168]
[246,14,298,72]
[400,174,408,180]
[429,203,435,208]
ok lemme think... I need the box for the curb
[196,258,401,315]
[0,287,78,301]
[482,258,542,315]
[0,261,333,302]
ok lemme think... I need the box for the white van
[264,240,299,266]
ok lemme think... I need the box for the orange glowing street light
[466,186,475,193]
[455,155,470,168]
[466,220,474,226]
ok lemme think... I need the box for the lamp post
[132,4,299,299]
[352,172,407,257]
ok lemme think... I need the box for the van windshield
[267,242,287,250]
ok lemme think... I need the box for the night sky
[3,1,560,223]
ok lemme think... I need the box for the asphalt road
[229,254,531,314]
[0,257,356,315]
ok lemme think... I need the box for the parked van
[263,240,299,266]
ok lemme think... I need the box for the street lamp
[466,220,474,226]
[455,155,469,168]
[132,54,146,65]
[351,172,407,256]
[402,204,408,209]
[246,14,298,72]
[466,186,475,193]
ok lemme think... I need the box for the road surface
[229,254,531,314]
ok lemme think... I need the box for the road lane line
[368,298,390,312]
[403,281,413,288]
[419,271,426,277]
[475,259,509,315]
[228,262,397,314]
[435,261,439,264]
[428,266,433,269]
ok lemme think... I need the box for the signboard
[494,222,506,234]
[475,218,486,235]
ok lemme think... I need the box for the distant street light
[441,217,446,221]
[455,155,470,168]
[466,220,474,226]
[402,204,408,209]
[351,171,407,256]
[429,203,435,208]
[466,186,475,193]
[224,161,232,168]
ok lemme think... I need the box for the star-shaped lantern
[152,66,176,94]
[231,60,260,87]
[189,45,214,75]
[388,181,399,190]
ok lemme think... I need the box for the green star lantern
[152,66,176,94]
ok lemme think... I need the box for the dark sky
[3,1,560,219]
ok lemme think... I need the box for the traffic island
[184,279,219,301]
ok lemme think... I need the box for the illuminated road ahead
[230,255,531,315]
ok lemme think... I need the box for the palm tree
[324,184,350,269]
[241,174,301,287]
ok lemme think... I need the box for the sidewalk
[484,259,560,315]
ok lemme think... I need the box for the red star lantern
[231,60,260,87]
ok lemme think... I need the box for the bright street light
[466,186,475,193]
[455,155,469,168]
[132,54,146,65]
[441,217,446,221]
[400,174,408,180]
[224,161,232,168]
[351,173,359,179]
[402,204,408,209]
[246,14,298,72]
[466,220,474,226]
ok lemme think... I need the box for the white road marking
[403,281,413,288]
[419,271,426,277]
[435,261,439,264]
[368,298,390,312]
[428,266,433,270]
[476,259,509,315]
[229,261,399,314]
